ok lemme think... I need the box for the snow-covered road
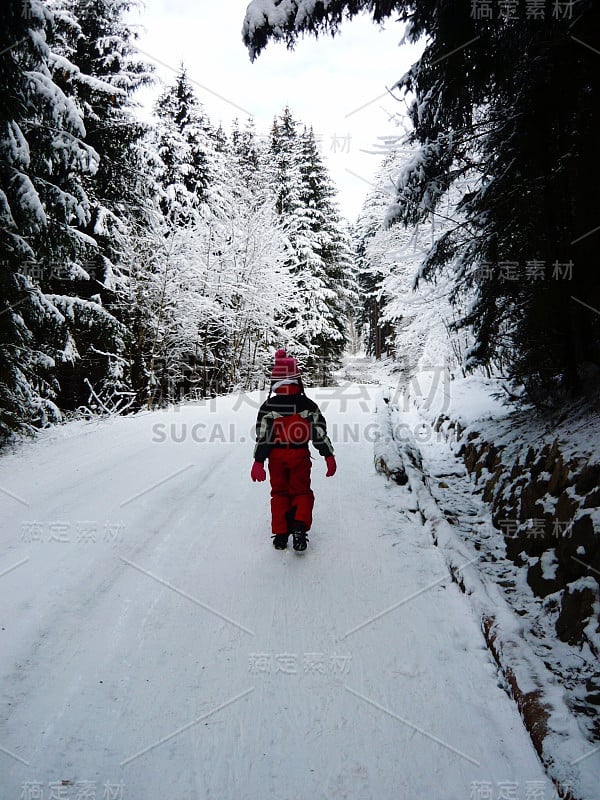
[1,388,554,800]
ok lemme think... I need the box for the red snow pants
[268,447,314,534]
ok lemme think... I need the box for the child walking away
[250,350,336,552]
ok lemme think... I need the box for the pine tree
[269,107,303,218]
[354,138,470,376]
[149,67,233,401]
[47,0,155,412]
[231,117,262,195]
[0,0,105,440]
[154,66,216,225]
[297,125,353,381]
[267,108,354,383]
[243,0,600,405]
[353,145,400,359]
[52,0,153,258]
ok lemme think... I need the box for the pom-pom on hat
[270,349,301,381]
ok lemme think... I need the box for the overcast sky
[131,1,424,221]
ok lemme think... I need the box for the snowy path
[0,389,554,800]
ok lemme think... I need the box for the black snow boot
[272,534,289,550]
[292,525,309,552]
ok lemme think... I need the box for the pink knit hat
[270,349,301,382]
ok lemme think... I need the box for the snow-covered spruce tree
[268,108,328,375]
[150,75,294,400]
[231,117,262,198]
[297,125,354,382]
[150,69,274,401]
[355,137,474,377]
[267,108,353,384]
[268,107,303,220]
[145,205,284,403]
[354,139,442,360]
[353,143,404,360]
[211,121,298,390]
[243,0,600,406]
[154,65,216,226]
[0,0,124,440]
[51,0,154,263]
[148,67,219,402]
[204,194,298,392]
[46,0,155,413]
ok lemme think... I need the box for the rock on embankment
[456,430,599,650]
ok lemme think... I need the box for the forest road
[0,388,553,800]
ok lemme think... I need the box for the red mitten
[251,461,267,482]
[325,455,337,477]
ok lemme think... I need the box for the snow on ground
[364,345,600,800]
[1,388,556,800]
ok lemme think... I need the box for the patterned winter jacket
[253,392,334,463]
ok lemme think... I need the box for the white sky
[131,1,424,222]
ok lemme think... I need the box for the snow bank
[374,390,600,800]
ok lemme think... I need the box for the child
[250,349,336,551]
